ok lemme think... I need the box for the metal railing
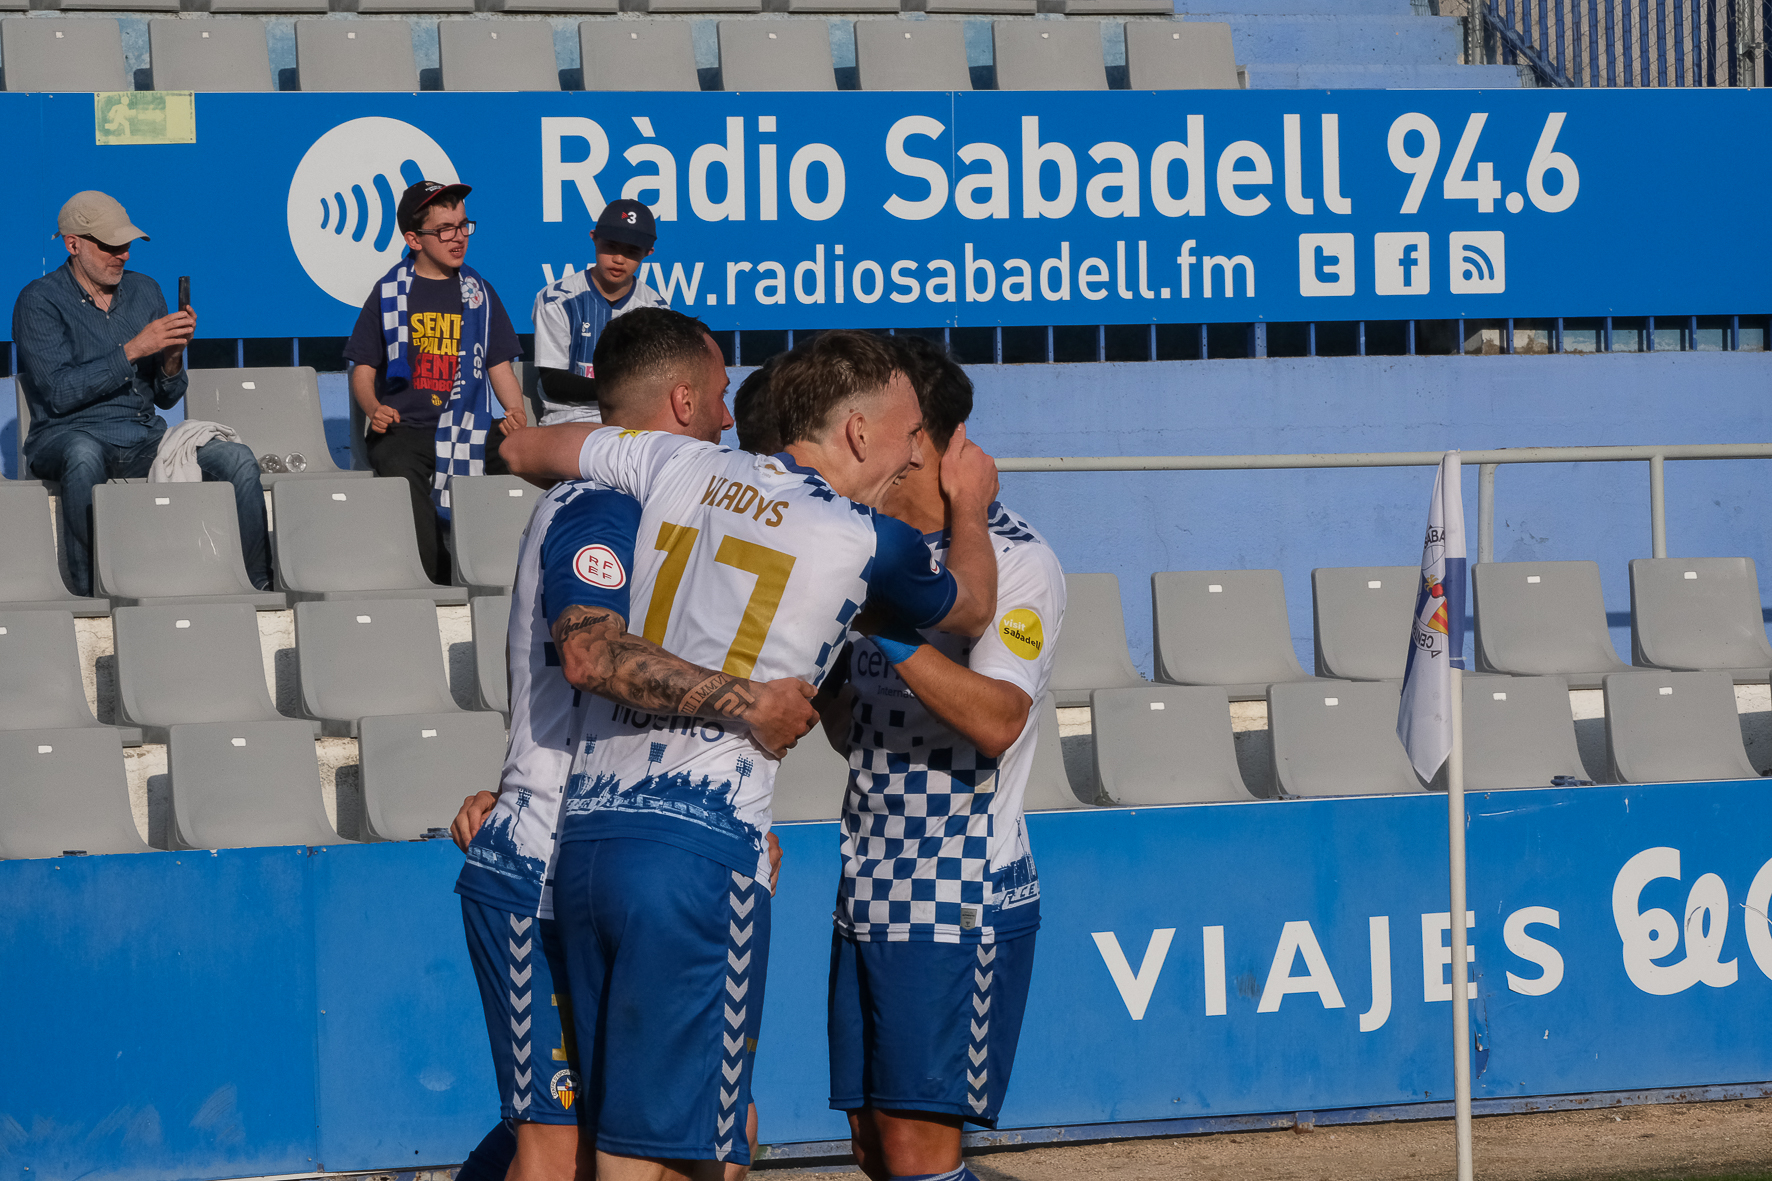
[1470,0,1764,87]
[996,442,1772,560]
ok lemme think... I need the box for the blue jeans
[28,430,272,597]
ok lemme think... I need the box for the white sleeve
[531,289,570,370]
[966,543,1067,702]
[575,428,707,502]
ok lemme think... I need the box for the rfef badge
[998,608,1043,660]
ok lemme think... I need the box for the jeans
[29,430,272,597]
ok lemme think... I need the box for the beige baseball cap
[55,191,148,246]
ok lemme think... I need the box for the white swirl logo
[286,117,458,306]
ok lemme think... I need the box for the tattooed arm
[552,604,819,757]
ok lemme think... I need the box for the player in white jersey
[499,328,1002,1181]
[816,337,1066,1181]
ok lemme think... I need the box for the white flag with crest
[1397,452,1467,781]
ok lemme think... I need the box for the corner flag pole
[1447,663,1473,1181]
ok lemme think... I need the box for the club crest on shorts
[550,1068,580,1110]
[574,544,626,589]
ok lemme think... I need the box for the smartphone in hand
[177,276,190,312]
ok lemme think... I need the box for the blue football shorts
[460,898,581,1125]
[828,930,1037,1128]
[554,837,771,1165]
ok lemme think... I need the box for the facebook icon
[1375,232,1431,296]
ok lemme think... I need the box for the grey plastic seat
[1048,573,1148,708]
[359,710,507,841]
[0,610,141,746]
[581,20,699,89]
[787,0,894,12]
[1152,570,1323,701]
[1,18,130,90]
[992,20,1106,89]
[439,20,560,89]
[1630,557,1772,684]
[184,367,365,485]
[1312,566,1416,681]
[855,20,971,90]
[926,0,1033,13]
[64,0,176,11]
[294,20,418,91]
[1267,680,1424,798]
[1091,685,1253,806]
[211,0,326,13]
[93,482,285,610]
[768,735,851,823]
[452,476,535,596]
[1055,0,1174,12]
[1022,693,1092,811]
[645,0,760,14]
[166,719,345,849]
[148,19,273,91]
[718,21,835,90]
[500,0,614,12]
[1463,674,1587,792]
[0,483,109,615]
[272,477,467,604]
[1124,20,1240,87]
[294,598,460,737]
[114,603,317,744]
[1603,670,1760,784]
[0,728,148,859]
[359,0,473,12]
[1472,560,1630,690]
[472,594,511,716]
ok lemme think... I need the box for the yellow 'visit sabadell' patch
[998,608,1043,660]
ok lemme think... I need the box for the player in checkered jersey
[814,336,1065,1181]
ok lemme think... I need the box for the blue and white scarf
[377,258,493,520]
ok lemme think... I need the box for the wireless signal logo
[1448,231,1506,295]
[286,117,459,307]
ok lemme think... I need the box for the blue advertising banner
[0,87,1764,339]
[5,779,1772,1181]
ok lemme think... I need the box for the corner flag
[1397,451,1467,781]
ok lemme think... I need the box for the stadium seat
[272,477,468,605]
[148,19,273,91]
[1090,685,1254,806]
[0,610,142,747]
[644,0,762,14]
[92,482,285,610]
[184,367,365,485]
[1053,0,1174,14]
[451,476,534,596]
[294,20,419,91]
[1602,670,1760,784]
[717,21,836,90]
[0,0,38,12]
[471,594,511,716]
[1151,569,1323,701]
[0,482,109,615]
[1463,674,1587,791]
[1629,557,1772,684]
[926,0,1034,15]
[581,20,700,90]
[788,0,896,13]
[64,0,177,12]
[1022,693,1093,810]
[764,733,850,823]
[359,0,474,13]
[1048,572,1148,707]
[359,710,507,841]
[1471,560,1630,690]
[294,598,461,737]
[1124,20,1241,87]
[438,20,561,90]
[1311,565,1416,681]
[0,18,130,92]
[992,20,1107,89]
[114,603,318,744]
[1267,680,1424,798]
[211,0,327,14]
[855,20,972,90]
[498,0,614,12]
[166,719,345,849]
[0,728,148,859]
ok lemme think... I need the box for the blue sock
[452,1121,517,1181]
[891,1167,976,1181]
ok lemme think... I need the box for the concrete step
[1186,13,1463,67]
[1242,61,1524,88]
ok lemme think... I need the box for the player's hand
[450,790,498,852]
[746,677,820,758]
[498,403,528,435]
[766,831,782,896]
[938,422,999,519]
[124,309,196,364]
[369,404,401,434]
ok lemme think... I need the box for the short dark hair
[892,335,972,451]
[733,355,782,454]
[400,195,461,237]
[770,330,904,447]
[592,307,716,417]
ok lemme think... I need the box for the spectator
[345,180,526,584]
[530,198,665,423]
[14,190,270,596]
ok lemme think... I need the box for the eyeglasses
[412,220,476,243]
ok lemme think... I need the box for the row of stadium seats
[0,14,1236,91]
